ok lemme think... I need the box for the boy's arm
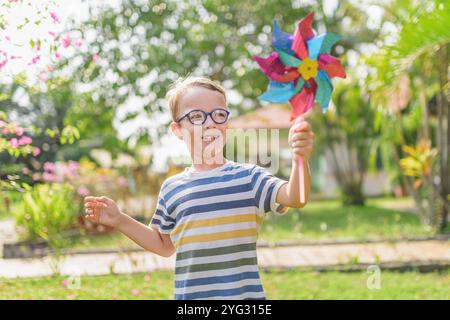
[84,196,175,257]
[116,214,175,257]
[275,117,314,209]
[276,159,311,208]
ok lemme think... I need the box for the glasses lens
[212,109,229,123]
[188,110,206,124]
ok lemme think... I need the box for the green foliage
[365,0,449,229]
[13,183,81,245]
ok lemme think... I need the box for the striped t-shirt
[150,160,288,300]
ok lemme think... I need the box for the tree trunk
[437,45,449,231]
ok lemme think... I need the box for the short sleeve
[149,191,176,234]
[251,165,289,215]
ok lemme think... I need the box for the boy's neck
[190,156,227,172]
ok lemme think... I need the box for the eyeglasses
[176,108,230,125]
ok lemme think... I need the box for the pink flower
[50,12,60,24]
[43,171,56,182]
[131,289,140,296]
[77,186,90,196]
[5,35,11,41]
[32,173,41,181]
[68,160,80,175]
[48,31,57,38]
[61,34,71,48]
[55,51,61,59]
[92,54,99,63]
[31,56,40,65]
[2,127,10,134]
[9,138,19,148]
[47,64,54,72]
[61,279,68,287]
[21,167,30,175]
[0,59,8,69]
[33,147,41,156]
[18,135,32,145]
[15,127,24,136]
[75,40,83,49]
[44,161,55,172]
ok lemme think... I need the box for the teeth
[202,135,219,142]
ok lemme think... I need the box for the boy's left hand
[288,117,315,161]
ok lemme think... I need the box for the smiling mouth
[202,134,220,142]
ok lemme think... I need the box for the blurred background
[0,0,449,299]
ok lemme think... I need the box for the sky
[0,0,389,171]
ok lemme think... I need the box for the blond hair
[166,76,227,121]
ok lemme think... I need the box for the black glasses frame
[176,108,230,125]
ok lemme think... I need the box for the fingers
[84,201,107,209]
[84,196,112,206]
[84,196,98,203]
[292,144,314,159]
[98,196,114,205]
[294,116,304,124]
[84,214,97,223]
[291,131,314,142]
[291,140,310,148]
[294,121,311,133]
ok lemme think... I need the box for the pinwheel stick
[298,157,306,204]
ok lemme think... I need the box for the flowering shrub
[0,111,79,191]
[0,0,87,83]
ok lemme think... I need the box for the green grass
[1,269,449,299]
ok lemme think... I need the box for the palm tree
[367,0,449,231]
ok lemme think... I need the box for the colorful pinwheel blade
[272,20,296,55]
[275,49,302,67]
[306,33,341,60]
[289,82,316,120]
[291,12,315,59]
[318,54,346,78]
[258,80,295,103]
[253,52,300,83]
[314,70,333,112]
[253,52,285,79]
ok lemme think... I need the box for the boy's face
[171,86,228,164]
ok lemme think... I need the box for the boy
[84,77,314,300]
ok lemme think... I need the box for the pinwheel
[253,12,346,203]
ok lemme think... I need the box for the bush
[13,183,81,245]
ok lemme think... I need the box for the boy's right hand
[84,196,125,228]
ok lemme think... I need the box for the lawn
[1,269,449,299]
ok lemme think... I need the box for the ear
[170,121,183,140]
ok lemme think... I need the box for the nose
[203,114,216,129]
